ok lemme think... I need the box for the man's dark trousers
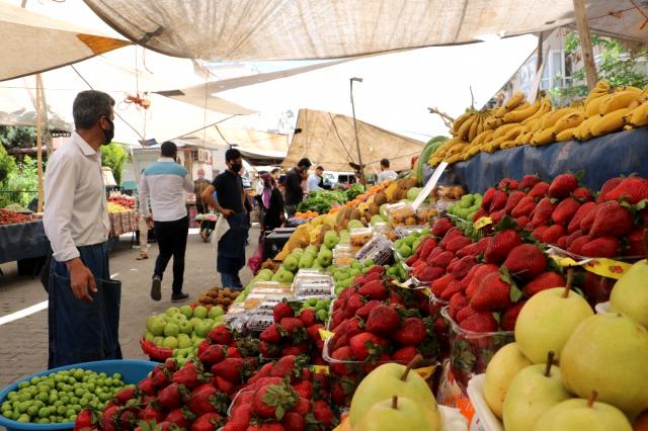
[154,216,189,294]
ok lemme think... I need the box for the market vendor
[307,165,325,193]
[201,148,250,289]
[285,157,311,217]
[43,90,122,368]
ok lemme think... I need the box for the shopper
[43,90,122,368]
[285,158,311,217]
[307,165,325,193]
[377,158,398,183]
[201,148,249,289]
[194,168,211,214]
[270,167,281,181]
[259,173,285,232]
[139,141,193,302]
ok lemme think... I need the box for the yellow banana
[472,129,494,147]
[504,92,526,111]
[502,125,526,141]
[455,116,475,141]
[531,126,556,146]
[599,91,641,115]
[485,116,504,130]
[590,108,629,137]
[502,98,542,123]
[554,112,585,134]
[617,85,642,94]
[555,127,576,142]
[626,100,648,127]
[515,131,533,146]
[468,117,480,142]
[584,81,611,105]
[542,107,578,129]
[500,140,517,150]
[452,111,473,134]
[493,123,522,140]
[573,115,601,141]
[521,98,552,125]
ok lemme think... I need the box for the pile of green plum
[144,304,226,350]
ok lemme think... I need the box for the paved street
[0,227,259,388]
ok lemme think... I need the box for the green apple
[560,313,648,416]
[213,317,226,326]
[363,259,375,268]
[144,331,155,342]
[305,245,318,255]
[177,334,192,349]
[398,244,412,258]
[145,315,156,332]
[283,256,299,273]
[178,321,193,335]
[165,307,180,316]
[162,336,178,349]
[379,204,389,219]
[317,249,333,267]
[150,317,166,336]
[179,305,193,319]
[153,336,164,346]
[257,269,274,281]
[533,397,632,431]
[164,322,179,337]
[174,313,188,322]
[610,256,648,327]
[515,287,593,363]
[503,358,572,431]
[298,255,314,269]
[349,363,440,427]
[208,306,224,319]
[275,270,294,283]
[354,396,441,431]
[484,343,533,419]
[324,231,340,249]
[190,317,202,328]
[193,321,210,338]
[193,306,208,319]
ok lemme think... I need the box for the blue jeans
[220,272,243,290]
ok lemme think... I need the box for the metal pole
[350,77,364,185]
[36,75,44,213]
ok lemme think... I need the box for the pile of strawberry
[225,355,335,430]
[476,174,648,258]
[259,302,326,364]
[324,266,437,405]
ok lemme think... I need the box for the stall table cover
[0,220,50,264]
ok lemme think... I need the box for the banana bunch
[451,108,496,142]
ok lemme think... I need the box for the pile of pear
[484,239,648,431]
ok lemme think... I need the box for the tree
[0,126,37,148]
[100,143,129,185]
[0,142,16,184]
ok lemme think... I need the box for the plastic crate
[0,360,156,431]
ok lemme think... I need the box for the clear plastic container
[388,202,438,227]
[394,225,427,239]
[292,270,334,298]
[333,244,359,267]
[355,234,393,265]
[350,227,374,247]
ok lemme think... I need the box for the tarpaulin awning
[0,2,130,82]
[83,0,646,61]
[283,109,425,173]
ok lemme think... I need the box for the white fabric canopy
[83,0,645,61]
[284,109,425,173]
[0,2,130,82]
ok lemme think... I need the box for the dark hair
[316,165,324,171]
[226,148,242,162]
[161,141,177,157]
[380,158,390,168]
[271,168,281,175]
[73,90,115,130]
[298,158,312,169]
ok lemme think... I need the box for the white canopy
[83,0,644,61]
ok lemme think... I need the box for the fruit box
[466,374,504,431]
[0,360,156,431]
[441,308,514,391]
[354,234,394,265]
[292,270,334,298]
[349,227,374,247]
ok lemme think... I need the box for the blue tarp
[0,220,50,264]
[426,128,648,194]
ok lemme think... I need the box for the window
[540,49,572,90]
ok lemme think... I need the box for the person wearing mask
[285,158,311,217]
[43,90,122,367]
[201,149,249,289]
[376,159,398,183]
[140,141,193,302]
[258,173,285,232]
[307,165,325,193]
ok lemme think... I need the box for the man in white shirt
[307,165,325,193]
[139,141,193,302]
[376,158,398,183]
[43,90,122,368]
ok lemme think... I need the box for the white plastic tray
[467,374,504,431]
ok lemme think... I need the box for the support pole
[350,77,365,185]
[573,0,598,90]
[536,31,544,73]
[35,75,44,213]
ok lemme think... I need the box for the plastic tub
[0,360,156,431]
[466,374,504,431]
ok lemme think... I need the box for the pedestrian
[307,165,325,193]
[376,158,398,183]
[139,141,193,302]
[43,90,122,368]
[285,157,311,217]
[201,149,249,289]
[194,168,211,214]
[258,173,285,232]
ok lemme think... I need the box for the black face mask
[102,118,114,145]
[230,163,243,173]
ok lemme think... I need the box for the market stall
[0,210,49,274]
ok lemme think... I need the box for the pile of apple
[483,253,648,430]
[143,305,227,352]
[476,174,648,258]
[331,258,379,295]
[393,227,430,259]
[273,244,335,284]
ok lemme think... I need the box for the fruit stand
[107,197,137,238]
[0,209,50,274]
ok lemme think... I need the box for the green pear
[503,353,572,431]
[484,343,533,419]
[354,396,440,431]
[533,395,633,431]
[560,313,648,416]
[349,361,440,428]
[610,237,648,327]
[515,284,593,363]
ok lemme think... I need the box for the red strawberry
[440,227,463,246]
[249,363,275,385]
[482,188,496,210]
[299,309,316,327]
[114,386,138,404]
[345,317,365,338]
[568,236,589,255]
[625,229,646,257]
[330,346,353,375]
[292,380,313,399]
[358,280,389,300]
[211,357,245,383]
[431,273,455,298]
[139,404,166,423]
[598,177,624,202]
[519,174,542,190]
[191,413,223,431]
[344,293,365,318]
[187,384,226,416]
[137,377,156,396]
[456,242,482,258]
[515,215,530,229]
[222,404,252,431]
[523,272,566,297]
[270,355,301,380]
[604,177,648,204]
[294,397,311,415]
[259,341,280,358]
[414,264,445,282]
[531,225,549,241]
[472,207,488,222]
[392,317,427,346]
[573,187,593,201]
[549,174,579,199]
[282,344,310,360]
[551,198,581,225]
[459,312,498,333]
[557,236,568,249]
[74,409,97,431]
[165,408,194,428]
[566,230,584,248]
[252,382,299,420]
[366,305,400,335]
[568,201,597,234]
[260,325,282,343]
[541,224,566,245]
[313,401,335,428]
[306,323,325,343]
[349,333,388,361]
[279,318,305,337]
[429,250,456,268]
[581,236,620,258]
[490,190,508,212]
[282,411,305,431]
[198,345,226,366]
[157,382,186,410]
[446,258,461,274]
[440,280,462,301]
[470,272,513,311]
[503,244,546,280]
[456,307,477,323]
[491,209,507,225]
[499,178,519,191]
[172,362,207,389]
[431,217,454,237]
[274,302,295,323]
[392,346,421,364]
[528,181,550,199]
[580,206,598,234]
[214,376,236,395]
[449,293,468,320]
[418,237,439,261]
[226,346,242,358]
[589,202,634,238]
[452,256,478,280]
[485,229,522,264]
[356,300,382,319]
[445,235,472,253]
[459,264,482,291]
[505,191,526,214]
[501,302,526,331]
[531,198,557,228]
[465,264,500,298]
[207,325,232,345]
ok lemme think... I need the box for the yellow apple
[533,396,632,431]
[484,343,532,418]
[610,254,648,328]
[353,396,439,431]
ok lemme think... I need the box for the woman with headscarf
[258,173,284,232]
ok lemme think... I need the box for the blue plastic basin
[0,359,156,431]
